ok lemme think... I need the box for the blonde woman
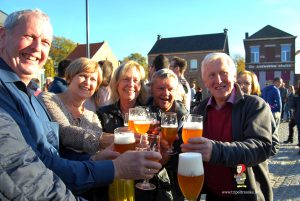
[97,60,147,133]
[39,57,106,155]
[237,70,261,96]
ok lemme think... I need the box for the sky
[1,0,300,61]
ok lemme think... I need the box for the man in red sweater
[181,53,274,201]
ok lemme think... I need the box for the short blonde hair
[110,60,146,103]
[65,57,102,90]
[237,70,261,96]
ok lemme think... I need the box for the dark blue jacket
[48,76,68,94]
[262,85,282,113]
[0,58,114,193]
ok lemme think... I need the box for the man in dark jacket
[0,107,80,200]
[181,53,274,201]
[48,59,71,93]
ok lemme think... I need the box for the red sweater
[204,103,234,196]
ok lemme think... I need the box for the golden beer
[178,152,204,201]
[178,174,204,200]
[182,122,203,144]
[128,119,135,132]
[114,132,136,153]
[134,120,150,134]
[161,125,177,147]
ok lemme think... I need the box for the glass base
[135,181,156,190]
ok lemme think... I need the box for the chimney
[245,32,249,39]
[157,34,161,41]
[223,28,228,34]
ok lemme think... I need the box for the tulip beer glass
[178,152,204,201]
[182,114,203,144]
[161,112,178,155]
[136,134,160,190]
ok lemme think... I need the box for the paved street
[269,122,300,201]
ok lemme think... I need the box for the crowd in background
[0,8,299,201]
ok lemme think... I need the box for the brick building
[148,29,229,89]
[244,25,298,88]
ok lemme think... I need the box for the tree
[123,53,148,78]
[44,36,76,77]
[233,54,245,73]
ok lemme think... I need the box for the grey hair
[151,68,178,85]
[201,52,236,78]
[4,9,51,31]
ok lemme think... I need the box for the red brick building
[244,25,298,88]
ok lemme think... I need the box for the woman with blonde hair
[39,57,110,155]
[237,70,261,96]
[97,60,147,133]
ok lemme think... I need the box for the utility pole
[86,0,90,58]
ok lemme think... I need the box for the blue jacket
[48,76,68,94]
[0,107,81,200]
[262,85,282,113]
[0,58,114,193]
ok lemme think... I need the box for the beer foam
[183,122,203,130]
[161,124,178,128]
[134,120,151,125]
[178,153,204,176]
[114,132,135,144]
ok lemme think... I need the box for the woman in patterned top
[39,57,113,155]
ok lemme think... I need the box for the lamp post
[86,0,90,58]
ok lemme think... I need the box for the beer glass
[147,112,160,135]
[109,127,136,201]
[136,134,160,190]
[182,114,203,144]
[123,112,129,127]
[161,112,178,155]
[114,127,136,153]
[178,152,204,201]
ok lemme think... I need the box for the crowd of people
[0,8,299,201]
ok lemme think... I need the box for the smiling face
[237,73,252,95]
[202,57,236,107]
[0,13,53,84]
[118,66,141,103]
[151,76,178,111]
[68,71,99,100]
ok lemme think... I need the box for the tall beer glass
[178,153,204,201]
[182,114,203,144]
[161,112,178,155]
[109,127,135,201]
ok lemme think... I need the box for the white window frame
[281,44,291,62]
[190,59,197,70]
[250,46,259,63]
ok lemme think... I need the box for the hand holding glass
[135,134,160,190]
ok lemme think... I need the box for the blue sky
[1,0,300,60]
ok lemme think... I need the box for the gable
[248,25,294,39]
[66,42,104,60]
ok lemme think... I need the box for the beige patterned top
[38,92,102,154]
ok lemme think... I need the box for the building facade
[148,29,229,90]
[244,25,298,88]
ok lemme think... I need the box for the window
[281,44,291,62]
[190,59,198,70]
[250,46,259,63]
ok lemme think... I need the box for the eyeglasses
[237,81,251,86]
